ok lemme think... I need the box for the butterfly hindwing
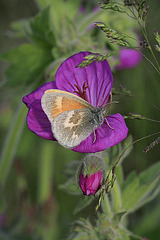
[51,109,96,148]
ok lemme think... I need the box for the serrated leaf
[37,0,80,36]
[0,44,53,86]
[122,162,160,212]
[26,7,56,47]
[9,19,29,38]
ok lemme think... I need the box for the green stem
[102,194,113,218]
[0,103,26,185]
[111,180,122,213]
[38,141,54,204]
[143,21,160,72]
[114,131,160,168]
[129,6,160,74]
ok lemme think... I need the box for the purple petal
[27,99,55,140]
[115,49,142,70]
[55,52,113,107]
[73,113,128,153]
[23,81,57,108]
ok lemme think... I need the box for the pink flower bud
[77,154,106,196]
[79,170,102,196]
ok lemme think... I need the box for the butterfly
[41,89,112,148]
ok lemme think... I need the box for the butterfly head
[91,107,105,129]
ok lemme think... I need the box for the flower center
[73,82,88,102]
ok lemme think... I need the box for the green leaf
[27,7,56,47]
[36,0,80,37]
[111,180,122,213]
[112,211,127,226]
[139,162,160,185]
[10,19,30,38]
[0,104,26,184]
[1,44,53,86]
[34,0,53,9]
[122,162,160,212]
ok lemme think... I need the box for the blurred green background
[0,0,160,239]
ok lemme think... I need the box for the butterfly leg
[105,118,114,130]
[93,130,97,143]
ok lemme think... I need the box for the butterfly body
[41,89,106,148]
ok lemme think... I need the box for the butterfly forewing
[52,109,96,148]
[41,89,94,123]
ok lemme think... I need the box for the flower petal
[23,81,57,108]
[27,99,55,140]
[73,113,128,153]
[55,52,113,107]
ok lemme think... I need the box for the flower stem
[128,6,160,75]
[102,194,113,218]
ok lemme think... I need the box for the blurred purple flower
[23,52,128,153]
[115,48,142,70]
[79,171,102,195]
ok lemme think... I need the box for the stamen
[73,82,88,101]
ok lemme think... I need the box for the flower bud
[78,154,106,196]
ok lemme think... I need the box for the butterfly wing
[51,109,96,148]
[41,89,94,123]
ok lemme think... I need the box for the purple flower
[23,52,128,153]
[115,48,142,70]
[79,171,102,196]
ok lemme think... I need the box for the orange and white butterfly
[41,89,109,149]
